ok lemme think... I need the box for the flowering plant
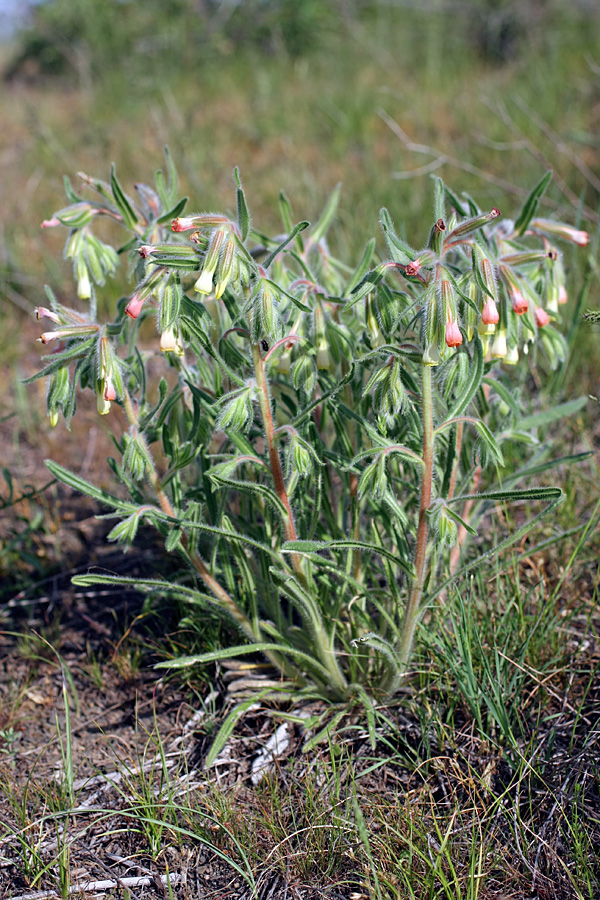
[30,156,588,699]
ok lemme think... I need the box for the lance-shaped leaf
[262,221,310,270]
[310,182,341,244]
[432,485,564,599]
[45,460,139,513]
[514,170,553,236]
[283,539,414,577]
[343,238,376,298]
[379,208,417,265]
[445,336,483,419]
[110,163,138,229]
[234,167,251,242]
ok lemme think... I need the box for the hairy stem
[122,391,264,647]
[398,362,434,674]
[252,342,303,574]
[447,419,463,501]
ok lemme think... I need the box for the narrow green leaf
[482,376,522,419]
[205,693,273,768]
[262,221,310,270]
[283,539,414,576]
[156,196,188,225]
[156,642,331,682]
[379,208,416,264]
[110,163,138,229]
[444,505,477,536]
[278,190,293,234]
[446,337,483,419]
[311,182,341,244]
[516,396,587,431]
[343,238,376,297]
[45,460,137,513]
[514,170,553,236]
[234,167,251,241]
[22,338,97,383]
[63,175,80,204]
[431,487,564,601]
[433,176,446,222]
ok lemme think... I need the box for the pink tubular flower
[481,298,499,326]
[38,331,61,344]
[103,378,116,402]
[445,320,462,348]
[534,306,550,328]
[558,285,568,305]
[35,307,61,323]
[125,292,145,319]
[531,218,589,247]
[510,289,528,315]
[41,217,61,228]
[405,258,421,277]
[171,216,198,232]
[172,214,229,233]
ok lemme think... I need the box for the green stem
[252,343,348,694]
[398,361,434,674]
[252,342,303,574]
[122,390,267,650]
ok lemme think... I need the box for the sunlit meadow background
[1,2,600,898]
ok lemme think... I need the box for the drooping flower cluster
[34,163,588,430]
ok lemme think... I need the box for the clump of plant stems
[30,155,588,700]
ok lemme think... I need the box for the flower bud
[427,500,458,548]
[44,203,96,230]
[558,285,568,305]
[291,438,314,479]
[194,269,214,295]
[38,324,99,344]
[98,335,124,402]
[172,214,229,232]
[365,295,385,347]
[463,291,478,342]
[125,291,145,319]
[501,249,555,266]
[76,257,91,300]
[97,389,111,415]
[35,307,61,323]
[531,219,589,247]
[194,227,227,295]
[292,354,317,395]
[46,366,69,426]
[447,207,500,240]
[479,256,497,301]
[478,319,495,337]
[491,329,507,359]
[481,298,499,326]
[534,306,550,328]
[160,326,185,355]
[316,341,330,370]
[510,289,528,316]
[445,319,462,348]
[422,343,441,366]
[214,237,236,299]
[504,345,519,365]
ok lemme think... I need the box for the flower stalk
[397,361,434,675]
